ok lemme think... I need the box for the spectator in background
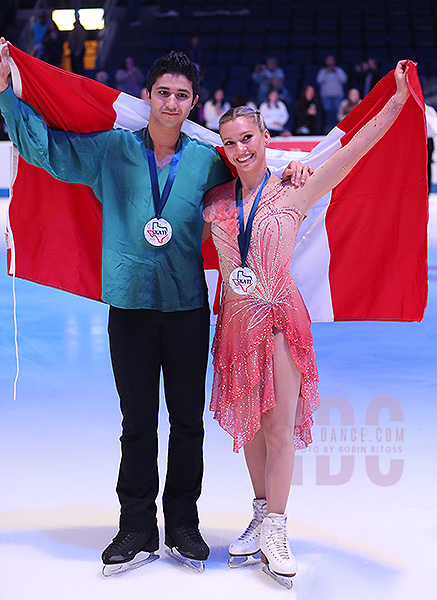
[294,85,321,135]
[259,87,290,137]
[31,11,48,58]
[41,20,63,68]
[355,58,381,97]
[203,88,231,132]
[230,91,257,110]
[68,12,86,75]
[316,55,348,133]
[337,87,361,122]
[186,35,203,79]
[96,70,110,86]
[115,56,145,98]
[269,75,292,107]
[251,56,285,105]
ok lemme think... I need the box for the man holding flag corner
[0,38,313,575]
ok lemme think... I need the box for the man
[316,55,348,133]
[68,11,86,75]
[0,41,309,573]
[31,10,48,58]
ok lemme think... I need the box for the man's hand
[0,37,11,93]
[281,160,314,187]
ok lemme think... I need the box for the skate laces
[177,525,205,546]
[238,517,262,541]
[264,521,293,560]
[110,531,140,550]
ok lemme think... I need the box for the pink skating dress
[203,179,320,452]
[203,94,406,452]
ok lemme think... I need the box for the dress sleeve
[294,95,407,215]
[0,86,112,187]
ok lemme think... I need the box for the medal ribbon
[235,169,270,267]
[145,128,183,218]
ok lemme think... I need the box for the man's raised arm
[0,37,11,92]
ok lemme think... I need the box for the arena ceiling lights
[51,8,105,31]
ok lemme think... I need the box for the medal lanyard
[145,128,183,218]
[235,169,270,267]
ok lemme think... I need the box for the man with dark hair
[146,50,200,98]
[0,44,309,574]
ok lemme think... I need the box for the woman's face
[268,90,278,103]
[220,117,270,174]
[305,86,315,101]
[348,88,360,103]
[214,89,224,102]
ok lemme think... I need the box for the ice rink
[1,194,436,600]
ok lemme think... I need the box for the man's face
[146,73,198,130]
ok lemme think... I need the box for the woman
[294,84,321,135]
[259,87,290,137]
[337,87,361,121]
[203,88,231,132]
[202,61,409,587]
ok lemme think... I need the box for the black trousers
[108,305,210,532]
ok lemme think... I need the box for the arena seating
[145,0,436,101]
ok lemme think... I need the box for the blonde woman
[203,61,410,588]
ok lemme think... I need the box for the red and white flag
[288,63,428,322]
[4,45,428,322]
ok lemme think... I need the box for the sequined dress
[203,179,320,452]
[203,94,406,452]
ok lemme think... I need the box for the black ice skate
[101,528,159,577]
[165,524,209,572]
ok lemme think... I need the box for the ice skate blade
[262,564,293,589]
[102,551,159,577]
[165,547,205,573]
[228,552,261,568]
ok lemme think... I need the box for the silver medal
[144,217,172,246]
[229,266,257,295]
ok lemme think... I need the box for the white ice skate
[228,498,267,568]
[260,513,297,589]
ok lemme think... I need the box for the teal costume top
[0,86,231,311]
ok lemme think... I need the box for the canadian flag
[4,45,428,322]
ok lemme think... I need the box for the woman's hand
[0,37,11,93]
[394,60,410,105]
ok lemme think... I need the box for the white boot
[229,498,267,560]
[261,513,297,580]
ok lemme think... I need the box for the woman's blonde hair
[219,106,266,133]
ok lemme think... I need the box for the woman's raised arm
[293,60,410,215]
